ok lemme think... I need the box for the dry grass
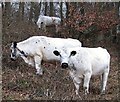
[2,21,119,101]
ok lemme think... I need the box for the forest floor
[2,21,119,101]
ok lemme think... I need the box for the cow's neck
[17,43,28,57]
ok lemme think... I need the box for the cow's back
[17,36,81,61]
[68,47,110,75]
[40,37,81,61]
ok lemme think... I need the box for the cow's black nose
[61,63,68,68]
[11,58,15,61]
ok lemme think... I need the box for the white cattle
[37,15,61,32]
[10,36,82,75]
[53,47,110,96]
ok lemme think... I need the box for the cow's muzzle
[61,63,68,69]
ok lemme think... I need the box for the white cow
[10,36,82,75]
[53,47,110,96]
[37,15,61,32]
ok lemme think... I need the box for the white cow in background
[10,36,82,75]
[37,15,61,32]
[53,47,110,96]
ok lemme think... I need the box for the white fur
[37,15,61,32]
[10,36,82,75]
[53,47,110,96]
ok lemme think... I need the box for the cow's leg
[73,77,81,95]
[69,71,81,96]
[22,57,34,67]
[41,22,43,30]
[83,71,92,95]
[42,24,47,32]
[28,57,35,67]
[40,22,46,32]
[34,55,43,75]
[55,25,58,33]
[100,67,109,94]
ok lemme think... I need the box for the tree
[29,2,34,22]
[4,2,11,16]
[45,2,48,16]
[1,2,4,10]
[65,2,69,18]
[34,2,41,22]
[60,2,63,24]
[50,2,54,16]
[19,2,24,21]
[63,2,119,41]
[3,2,11,27]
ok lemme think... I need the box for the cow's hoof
[84,87,89,95]
[36,72,43,76]
[85,91,89,95]
[100,90,105,95]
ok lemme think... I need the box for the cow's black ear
[13,42,17,48]
[53,50,60,56]
[71,51,76,56]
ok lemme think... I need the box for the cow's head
[10,42,27,61]
[53,49,77,69]
[37,16,44,29]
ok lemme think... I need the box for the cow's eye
[53,50,60,56]
[70,51,76,56]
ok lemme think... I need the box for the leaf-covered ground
[2,21,119,100]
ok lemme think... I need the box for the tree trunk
[29,2,34,22]
[115,2,120,44]
[4,2,11,16]
[34,2,41,22]
[50,2,54,16]
[60,2,63,24]
[45,2,48,16]
[19,2,24,21]
[4,2,11,27]
[66,2,69,18]
[117,2,120,18]
[1,2,4,15]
